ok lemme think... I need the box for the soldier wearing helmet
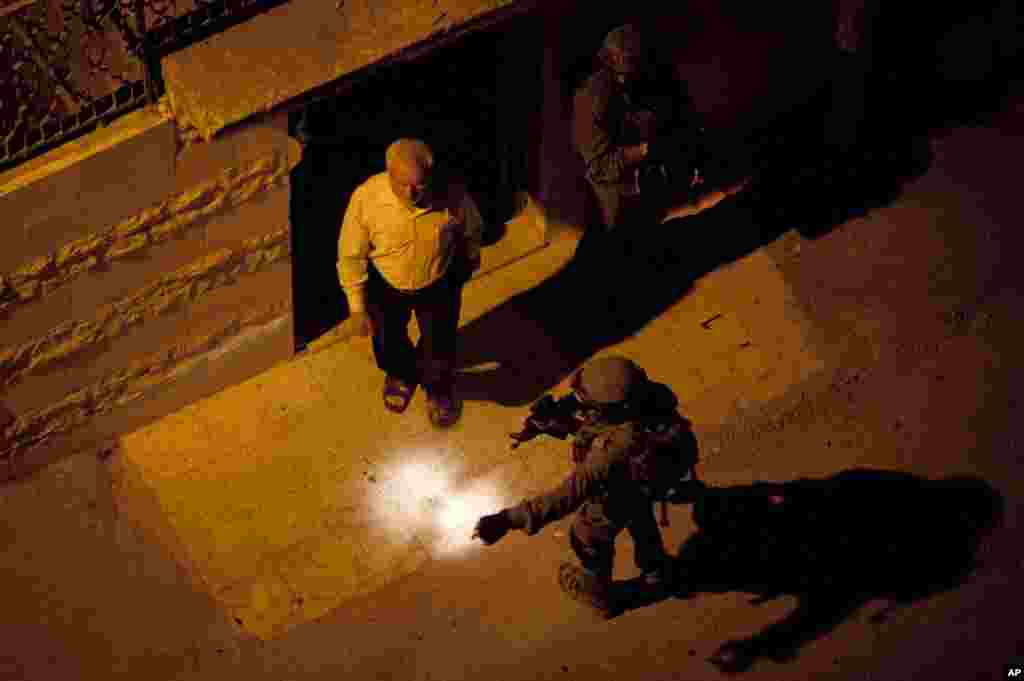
[573,24,706,232]
[473,356,700,618]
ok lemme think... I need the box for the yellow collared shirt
[337,172,484,313]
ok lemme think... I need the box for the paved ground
[2,100,1024,680]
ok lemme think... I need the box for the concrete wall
[1,97,301,480]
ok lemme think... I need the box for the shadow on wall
[451,94,933,408]
[286,125,372,352]
[652,468,1005,674]
[871,0,1023,133]
[448,0,1024,405]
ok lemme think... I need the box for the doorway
[288,14,542,353]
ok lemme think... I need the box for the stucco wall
[160,0,540,142]
[1,97,301,480]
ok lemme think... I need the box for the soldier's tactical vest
[571,411,696,498]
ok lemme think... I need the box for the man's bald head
[386,139,435,209]
[602,23,645,56]
[599,24,650,85]
[386,138,434,174]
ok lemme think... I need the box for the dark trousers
[365,265,463,395]
[588,180,657,234]
[569,500,668,580]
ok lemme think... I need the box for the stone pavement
[105,211,826,640]
[4,114,1023,680]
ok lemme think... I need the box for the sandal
[426,389,462,428]
[383,376,415,414]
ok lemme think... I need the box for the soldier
[573,24,707,232]
[473,356,700,618]
[566,24,750,311]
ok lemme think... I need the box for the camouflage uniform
[503,418,675,581]
[573,61,701,232]
[476,356,696,616]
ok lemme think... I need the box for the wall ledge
[159,0,541,142]
[0,103,171,197]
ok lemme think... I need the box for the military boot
[558,562,617,620]
[612,568,676,613]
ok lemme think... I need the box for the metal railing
[0,0,290,175]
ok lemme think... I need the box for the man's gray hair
[601,23,645,57]
[386,138,434,173]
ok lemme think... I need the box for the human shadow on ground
[452,100,932,407]
[610,468,1004,674]
[456,4,1018,406]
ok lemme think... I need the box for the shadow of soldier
[450,195,775,406]
[453,81,935,408]
[447,197,775,407]
[626,468,1005,674]
[735,90,935,241]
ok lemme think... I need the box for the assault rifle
[508,386,705,526]
[641,126,754,206]
[508,394,586,450]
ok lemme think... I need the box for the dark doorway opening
[288,15,542,353]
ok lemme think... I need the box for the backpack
[627,411,699,497]
[571,381,699,499]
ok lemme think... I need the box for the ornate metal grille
[1,0,289,174]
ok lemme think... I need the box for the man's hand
[348,311,375,338]
[472,511,511,545]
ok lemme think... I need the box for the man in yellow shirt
[338,139,483,428]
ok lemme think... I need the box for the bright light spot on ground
[366,449,509,557]
[433,479,507,556]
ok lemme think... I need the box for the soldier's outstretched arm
[500,458,612,537]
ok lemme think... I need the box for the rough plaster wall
[160,0,535,142]
[1,108,297,470]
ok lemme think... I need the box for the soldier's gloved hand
[472,511,512,545]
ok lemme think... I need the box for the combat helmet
[574,355,649,406]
